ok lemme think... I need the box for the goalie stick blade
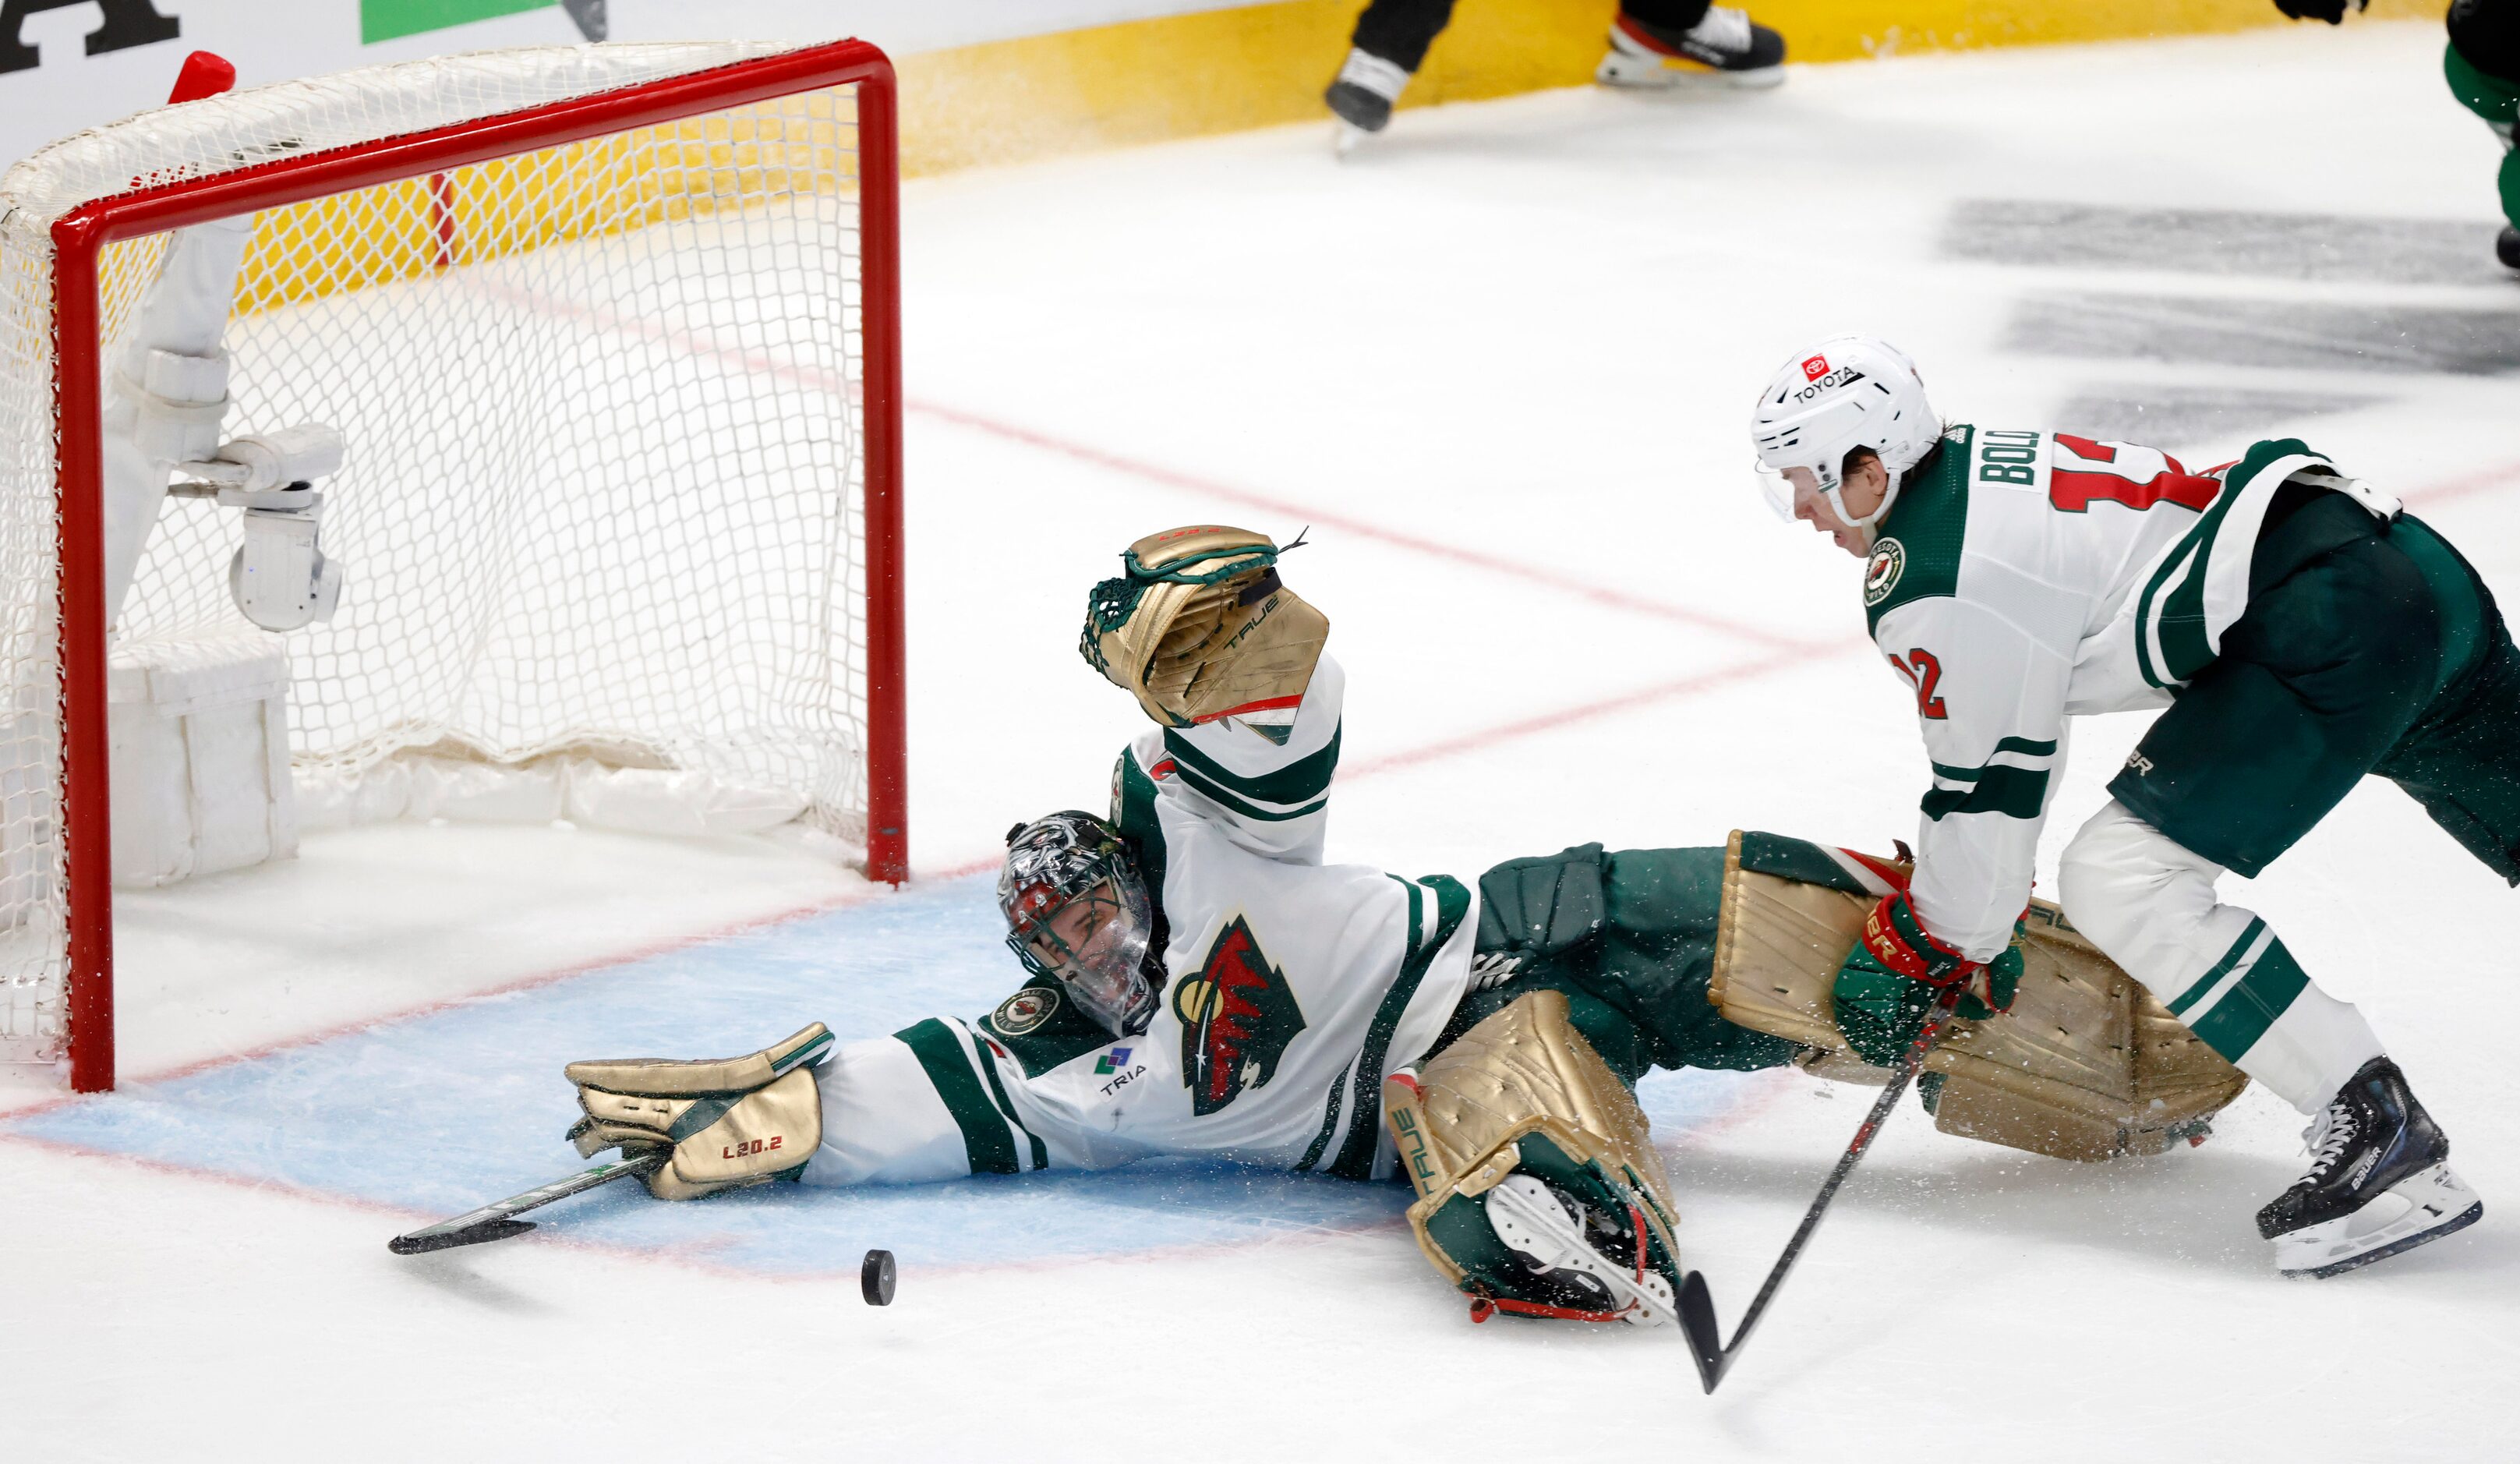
[387,1218,537,1255]
[387,1151,666,1257]
[1677,1271,1728,1394]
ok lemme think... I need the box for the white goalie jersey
[1866,426,2394,962]
[803,654,1478,1186]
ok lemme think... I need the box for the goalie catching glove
[564,1024,833,1200]
[1079,525,1329,734]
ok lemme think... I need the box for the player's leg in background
[1327,0,1454,140]
[1598,0,1788,90]
[2373,522,2520,886]
[2062,496,2484,1273]
[2444,0,2520,268]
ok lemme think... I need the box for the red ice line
[16,300,2517,1245]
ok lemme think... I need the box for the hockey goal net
[0,40,905,1090]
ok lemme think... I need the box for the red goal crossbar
[46,40,908,1091]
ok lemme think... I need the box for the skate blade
[1486,1178,1677,1327]
[2275,1162,2483,1278]
[1333,122,1366,158]
[1594,51,1785,91]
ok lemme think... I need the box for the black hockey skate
[1326,48,1408,153]
[2498,226,2520,273]
[1596,7,1786,90]
[2254,1057,2480,1278]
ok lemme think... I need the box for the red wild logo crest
[1801,355,1830,381]
[1174,916,1308,1116]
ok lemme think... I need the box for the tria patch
[1093,1046,1133,1076]
[992,986,1062,1035]
[1174,916,1307,1116]
[1864,536,1907,608]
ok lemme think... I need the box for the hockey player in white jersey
[1748,335,2504,1276]
[554,525,2249,1324]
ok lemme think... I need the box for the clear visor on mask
[1006,875,1157,1034]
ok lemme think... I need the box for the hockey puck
[861,1248,896,1306]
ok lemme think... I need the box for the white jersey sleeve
[1123,652,1345,865]
[1871,593,2069,962]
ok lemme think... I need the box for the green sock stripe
[2185,936,2313,1065]
[894,1019,1020,1175]
[2167,917,2267,1017]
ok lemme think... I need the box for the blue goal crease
[2,872,1761,1275]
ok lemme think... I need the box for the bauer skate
[1595,7,1786,90]
[1483,1173,1677,1326]
[2256,1057,2482,1278]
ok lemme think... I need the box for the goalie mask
[1748,334,1939,530]
[998,812,1161,1036]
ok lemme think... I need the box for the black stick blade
[387,1218,536,1256]
[861,1248,896,1306]
[1677,1271,1728,1395]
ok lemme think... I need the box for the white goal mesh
[0,42,896,1069]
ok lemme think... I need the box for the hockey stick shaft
[388,1149,666,1254]
[1681,984,1967,1392]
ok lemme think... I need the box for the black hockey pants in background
[1351,0,1717,72]
[2108,487,2520,885]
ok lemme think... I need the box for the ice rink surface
[9,20,2520,1459]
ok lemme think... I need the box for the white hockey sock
[2060,801,2384,1113]
[1336,48,1412,104]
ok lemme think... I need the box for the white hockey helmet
[1748,335,1939,529]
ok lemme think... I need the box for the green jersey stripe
[1928,737,2059,787]
[2168,917,2269,1017]
[2186,935,2313,1064]
[1921,765,2049,820]
[1330,874,1471,1181]
[1296,1058,1354,1172]
[894,1019,1021,1176]
[1113,748,1171,902]
[1161,721,1341,807]
[971,1034,1051,1171]
[1167,759,1329,823]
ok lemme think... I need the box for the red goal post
[8,40,907,1091]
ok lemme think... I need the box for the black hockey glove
[2274,0,2366,23]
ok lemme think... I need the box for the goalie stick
[388,1151,902,1306]
[1678,984,1967,1393]
[387,1150,668,1254]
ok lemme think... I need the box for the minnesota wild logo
[1864,536,1907,608]
[1173,916,1307,1116]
